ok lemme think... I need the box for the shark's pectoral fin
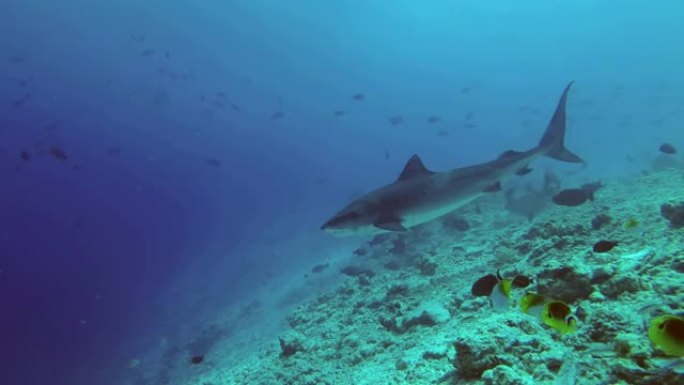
[374,213,407,232]
[482,181,502,193]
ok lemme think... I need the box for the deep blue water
[1,1,682,384]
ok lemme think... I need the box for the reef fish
[553,182,603,207]
[471,274,499,296]
[659,143,677,154]
[648,314,684,356]
[541,301,577,335]
[190,355,204,364]
[49,147,68,161]
[593,240,618,253]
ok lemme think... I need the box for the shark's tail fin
[538,82,584,163]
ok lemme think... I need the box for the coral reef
[661,201,684,228]
[134,169,684,385]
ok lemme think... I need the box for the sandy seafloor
[126,166,684,385]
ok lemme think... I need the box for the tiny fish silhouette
[271,111,285,120]
[49,147,68,161]
[465,111,475,121]
[388,115,403,126]
[427,116,441,124]
[141,48,155,56]
[12,93,31,107]
[352,93,365,101]
[333,110,346,116]
[311,263,329,273]
[189,355,204,364]
[8,55,28,63]
[205,158,221,167]
[19,150,31,161]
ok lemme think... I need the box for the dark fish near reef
[552,182,602,207]
[352,93,365,101]
[388,115,404,126]
[205,158,221,167]
[311,263,329,273]
[511,275,533,288]
[593,240,618,253]
[552,189,589,206]
[189,355,204,364]
[427,116,441,124]
[471,274,499,296]
[49,147,68,161]
[659,143,677,154]
[19,150,31,161]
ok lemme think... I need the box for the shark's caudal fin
[538,82,584,163]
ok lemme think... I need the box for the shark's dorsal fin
[398,155,433,181]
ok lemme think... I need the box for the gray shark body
[321,82,583,236]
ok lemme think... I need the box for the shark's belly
[401,192,484,228]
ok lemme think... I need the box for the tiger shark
[321,82,583,236]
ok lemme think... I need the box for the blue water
[1,1,682,384]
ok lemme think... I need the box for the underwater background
[1,1,683,384]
